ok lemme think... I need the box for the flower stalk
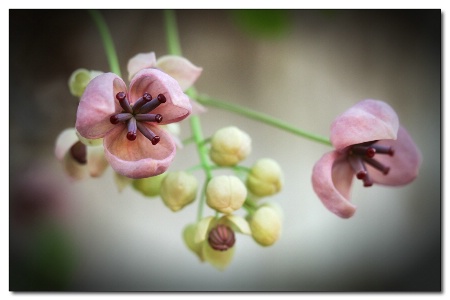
[88,10,122,77]
[196,94,332,146]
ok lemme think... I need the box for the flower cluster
[135,125,284,270]
[55,52,201,185]
[55,47,421,272]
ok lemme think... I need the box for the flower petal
[312,151,356,218]
[221,215,251,235]
[369,126,422,186]
[195,216,215,243]
[202,242,235,270]
[331,99,399,151]
[129,68,192,124]
[76,73,127,139]
[127,52,157,82]
[86,145,109,177]
[103,124,176,179]
[155,55,203,91]
[55,128,78,161]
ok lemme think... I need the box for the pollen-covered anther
[208,224,236,251]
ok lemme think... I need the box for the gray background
[9,10,441,291]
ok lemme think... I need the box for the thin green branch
[88,10,122,77]
[196,94,332,146]
[163,10,182,56]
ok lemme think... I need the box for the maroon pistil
[208,224,236,251]
[110,92,166,144]
[348,140,394,187]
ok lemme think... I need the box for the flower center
[347,141,394,187]
[110,92,166,145]
[208,224,236,251]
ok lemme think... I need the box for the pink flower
[311,99,422,218]
[75,68,192,179]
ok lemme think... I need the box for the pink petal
[76,73,127,139]
[55,128,78,161]
[331,99,400,151]
[86,145,109,177]
[156,55,203,91]
[368,126,422,186]
[128,68,192,124]
[312,151,357,218]
[127,52,157,82]
[103,124,176,179]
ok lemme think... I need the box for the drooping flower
[311,99,422,218]
[75,68,192,179]
[54,128,108,180]
[183,215,251,270]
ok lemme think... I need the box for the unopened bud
[206,175,247,214]
[68,68,103,97]
[246,158,283,197]
[160,172,198,211]
[132,173,167,197]
[209,126,251,166]
[248,204,282,246]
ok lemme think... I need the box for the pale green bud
[206,175,247,214]
[132,173,167,197]
[68,68,103,97]
[246,158,283,197]
[160,172,198,211]
[209,126,251,166]
[248,203,282,246]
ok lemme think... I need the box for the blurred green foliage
[230,10,291,39]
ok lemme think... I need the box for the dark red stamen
[134,113,163,123]
[116,92,133,113]
[132,93,153,112]
[137,94,167,114]
[111,91,165,144]
[348,141,394,187]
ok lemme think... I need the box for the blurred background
[9,9,441,291]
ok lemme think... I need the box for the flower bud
[248,203,282,246]
[68,68,103,97]
[209,126,251,166]
[160,172,198,211]
[132,173,167,197]
[206,175,247,214]
[246,158,283,197]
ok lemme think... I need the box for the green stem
[163,10,182,56]
[196,94,332,146]
[190,115,213,221]
[88,10,122,76]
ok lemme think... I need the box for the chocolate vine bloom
[75,68,192,179]
[312,99,421,218]
[183,215,250,270]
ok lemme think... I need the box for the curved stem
[163,10,182,56]
[190,114,213,221]
[196,94,332,146]
[88,10,122,77]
